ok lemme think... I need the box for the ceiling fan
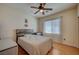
[31,3,53,15]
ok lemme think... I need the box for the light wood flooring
[18,42,79,55]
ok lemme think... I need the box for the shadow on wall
[13,29,16,42]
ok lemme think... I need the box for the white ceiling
[0,3,77,18]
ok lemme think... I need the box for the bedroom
[0,3,79,55]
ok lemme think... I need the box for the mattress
[18,35,52,55]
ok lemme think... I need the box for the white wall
[0,5,37,41]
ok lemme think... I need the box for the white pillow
[24,34,32,37]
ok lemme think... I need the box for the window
[43,18,61,34]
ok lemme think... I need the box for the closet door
[77,4,79,17]
[74,4,79,48]
[73,17,79,48]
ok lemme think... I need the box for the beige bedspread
[18,35,52,55]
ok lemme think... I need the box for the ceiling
[0,3,77,18]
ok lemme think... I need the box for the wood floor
[18,42,79,55]
[48,42,79,55]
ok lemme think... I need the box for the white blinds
[43,18,61,34]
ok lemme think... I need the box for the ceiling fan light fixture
[40,9,44,12]
[31,3,53,15]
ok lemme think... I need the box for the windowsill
[44,33,60,35]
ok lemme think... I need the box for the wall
[0,5,37,41]
[37,7,79,48]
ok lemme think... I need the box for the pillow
[24,34,32,37]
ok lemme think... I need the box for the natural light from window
[43,18,61,34]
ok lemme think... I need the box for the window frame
[43,17,61,34]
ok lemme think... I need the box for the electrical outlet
[64,38,66,40]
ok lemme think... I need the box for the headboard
[16,29,33,34]
[16,29,33,43]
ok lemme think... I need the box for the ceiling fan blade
[31,6,38,9]
[43,8,53,10]
[34,10,40,14]
[42,3,46,6]
[39,3,46,7]
[40,3,42,6]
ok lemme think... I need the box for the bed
[16,29,52,55]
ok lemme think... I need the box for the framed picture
[25,19,28,23]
